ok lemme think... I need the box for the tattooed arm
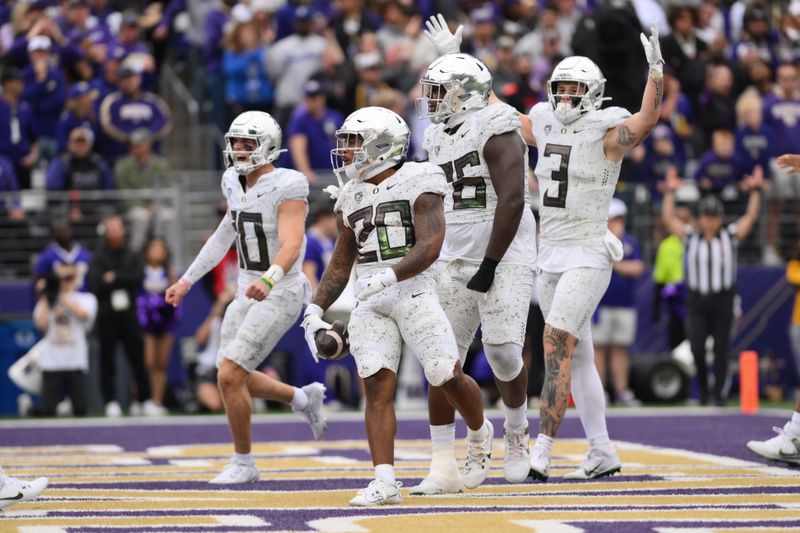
[312,212,357,310]
[604,23,664,162]
[391,193,445,282]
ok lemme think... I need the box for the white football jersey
[529,102,630,246]
[335,161,447,278]
[221,167,309,294]
[424,103,530,225]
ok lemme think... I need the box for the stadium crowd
[1,0,800,416]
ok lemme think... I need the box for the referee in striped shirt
[662,166,764,406]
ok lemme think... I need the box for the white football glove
[640,23,664,75]
[424,13,463,56]
[301,304,331,363]
[356,268,397,301]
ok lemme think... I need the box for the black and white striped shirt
[684,223,738,295]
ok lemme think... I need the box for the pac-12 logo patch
[544,125,552,136]
[355,192,363,204]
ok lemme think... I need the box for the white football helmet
[417,53,492,125]
[223,111,287,174]
[547,56,608,124]
[330,106,410,184]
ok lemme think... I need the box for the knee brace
[484,342,524,382]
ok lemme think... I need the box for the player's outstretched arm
[166,213,237,307]
[734,165,764,241]
[660,167,688,240]
[313,213,357,311]
[604,23,664,162]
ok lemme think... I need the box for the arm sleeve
[183,213,238,284]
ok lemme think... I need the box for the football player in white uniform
[424,15,664,481]
[165,111,327,485]
[301,107,492,506]
[411,53,537,493]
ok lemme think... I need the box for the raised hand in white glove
[356,268,397,301]
[640,23,664,74]
[301,304,331,363]
[424,13,462,56]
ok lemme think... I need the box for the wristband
[260,264,285,289]
[178,277,192,288]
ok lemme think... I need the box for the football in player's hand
[314,320,350,361]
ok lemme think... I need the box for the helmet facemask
[222,111,286,175]
[546,60,608,125]
[417,79,460,124]
[330,124,409,184]
[416,54,492,126]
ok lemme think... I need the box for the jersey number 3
[542,143,572,209]
[230,210,270,271]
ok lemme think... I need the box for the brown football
[314,320,350,360]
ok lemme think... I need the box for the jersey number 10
[230,210,270,271]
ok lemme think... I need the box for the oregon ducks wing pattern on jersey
[222,168,309,294]
[529,103,630,246]
[423,102,528,225]
[334,162,447,278]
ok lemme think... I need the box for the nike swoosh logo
[573,129,583,133]
[0,491,23,501]
[386,183,399,190]
[411,292,424,298]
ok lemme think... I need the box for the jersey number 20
[347,200,415,263]
[542,144,572,209]
[230,210,270,271]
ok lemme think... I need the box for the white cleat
[463,420,494,489]
[209,460,260,484]
[564,446,622,480]
[295,382,327,440]
[105,401,122,418]
[503,425,531,483]
[349,479,402,506]
[746,425,800,465]
[408,468,464,495]
[529,445,551,482]
[0,476,48,510]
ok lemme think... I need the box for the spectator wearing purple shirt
[33,218,92,292]
[763,63,800,264]
[0,155,23,221]
[98,66,172,162]
[203,1,234,129]
[593,199,644,406]
[636,123,686,202]
[302,203,336,292]
[22,36,66,164]
[0,67,38,189]
[284,81,344,184]
[46,126,113,191]
[734,92,773,177]
[57,82,100,152]
[694,129,746,200]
